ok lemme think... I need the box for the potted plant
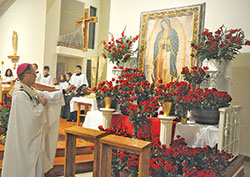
[102,30,139,67]
[191,25,250,92]
[181,66,210,90]
[181,88,232,124]
[191,25,250,63]
[92,80,118,109]
[155,81,191,117]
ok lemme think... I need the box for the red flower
[245,40,250,45]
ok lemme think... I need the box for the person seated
[61,65,88,121]
[53,78,60,89]
[66,72,72,83]
[59,74,69,90]
[40,66,52,86]
[2,69,14,82]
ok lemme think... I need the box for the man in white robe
[61,65,88,121]
[40,66,53,86]
[1,63,65,177]
[32,63,41,83]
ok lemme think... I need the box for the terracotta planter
[191,109,219,125]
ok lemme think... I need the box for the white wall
[43,0,61,78]
[0,0,46,76]
[109,0,250,156]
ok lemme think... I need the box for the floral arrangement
[115,68,155,115]
[0,98,12,137]
[102,30,139,66]
[181,66,210,84]
[155,81,191,104]
[191,25,250,62]
[98,125,233,177]
[181,88,232,110]
[114,68,159,136]
[92,80,118,104]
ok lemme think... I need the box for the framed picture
[138,3,206,85]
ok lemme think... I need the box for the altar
[83,110,180,142]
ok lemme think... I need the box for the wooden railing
[64,127,151,177]
[64,126,106,177]
[99,135,151,177]
[218,105,242,155]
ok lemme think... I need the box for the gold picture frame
[138,3,206,85]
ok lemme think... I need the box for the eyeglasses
[26,72,36,77]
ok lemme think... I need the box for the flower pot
[191,83,200,91]
[202,59,232,93]
[191,109,220,125]
[162,102,172,116]
[181,117,188,124]
[104,97,112,109]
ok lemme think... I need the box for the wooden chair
[64,126,106,177]
[99,134,151,177]
[218,105,242,155]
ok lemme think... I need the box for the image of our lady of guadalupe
[153,18,179,85]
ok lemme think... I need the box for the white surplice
[69,73,88,89]
[40,75,53,86]
[1,81,64,177]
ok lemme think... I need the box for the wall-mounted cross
[75,8,98,52]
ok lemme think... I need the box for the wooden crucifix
[75,8,98,52]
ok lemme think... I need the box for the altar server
[32,63,41,83]
[40,66,53,86]
[62,65,88,121]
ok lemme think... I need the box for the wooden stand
[64,126,106,177]
[99,134,151,177]
[158,115,175,147]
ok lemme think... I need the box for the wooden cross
[75,8,98,52]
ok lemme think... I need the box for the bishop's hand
[40,97,47,106]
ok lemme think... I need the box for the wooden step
[45,154,94,177]
[0,119,94,176]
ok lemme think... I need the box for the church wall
[232,53,250,157]
[109,0,250,157]
[0,0,47,77]
[43,0,62,78]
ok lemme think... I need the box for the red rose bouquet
[191,25,250,62]
[181,66,210,84]
[102,30,139,66]
[181,88,232,110]
[155,81,191,104]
